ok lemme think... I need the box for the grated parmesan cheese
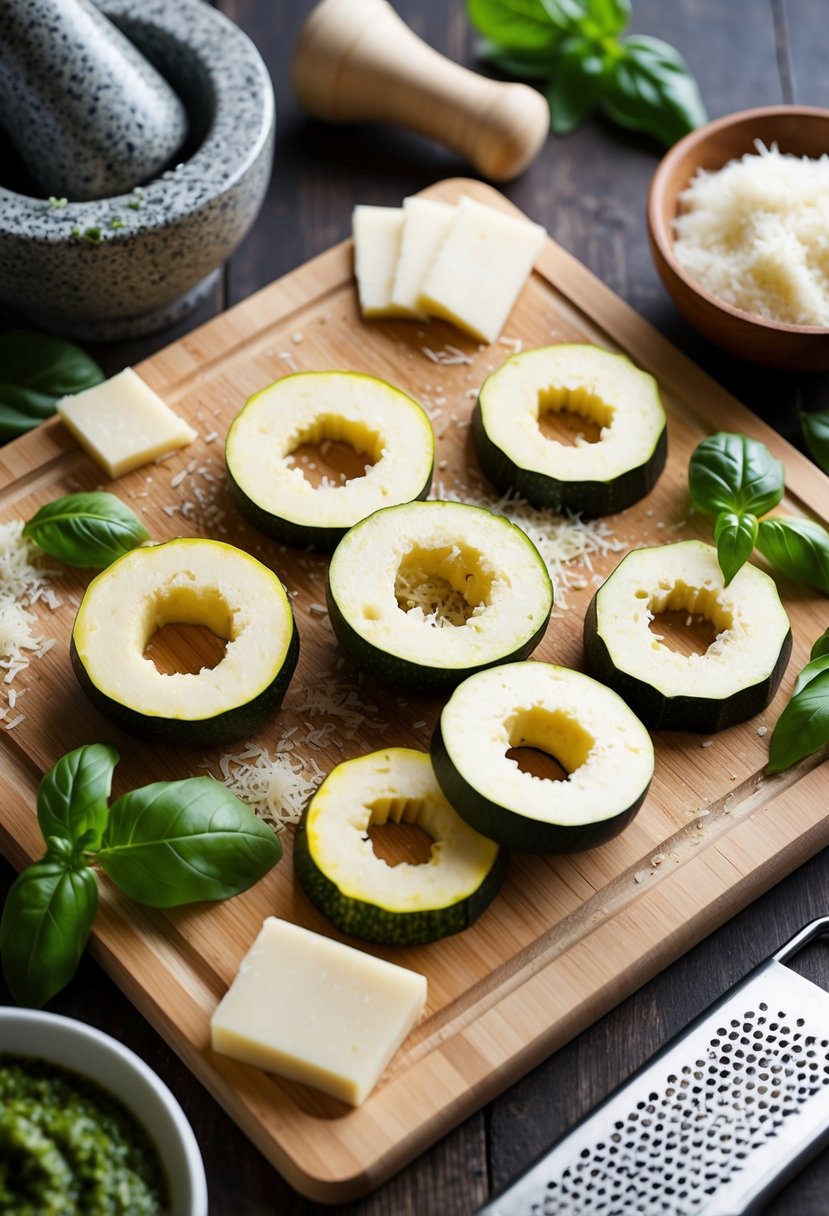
[673,142,829,326]
[0,521,58,686]
[209,743,324,832]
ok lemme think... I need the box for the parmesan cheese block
[390,197,455,316]
[352,204,409,317]
[210,916,427,1106]
[418,196,546,342]
[57,368,196,478]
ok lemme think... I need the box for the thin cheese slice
[352,204,410,317]
[390,197,455,316]
[210,916,427,1106]
[418,196,546,343]
[57,368,196,478]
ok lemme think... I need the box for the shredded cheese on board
[673,142,829,326]
[0,522,58,693]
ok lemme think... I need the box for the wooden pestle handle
[290,0,549,181]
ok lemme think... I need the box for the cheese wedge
[390,197,455,316]
[352,204,409,317]
[210,916,427,1105]
[418,196,546,342]
[57,368,196,478]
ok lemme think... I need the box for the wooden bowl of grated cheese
[647,105,829,371]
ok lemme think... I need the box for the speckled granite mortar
[0,0,188,200]
[0,0,275,340]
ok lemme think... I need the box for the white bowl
[0,1007,208,1216]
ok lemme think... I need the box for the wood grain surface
[1,2,829,1213]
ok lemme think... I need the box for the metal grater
[477,917,829,1216]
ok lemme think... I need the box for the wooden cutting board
[1,178,828,1202]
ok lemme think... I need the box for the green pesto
[0,1054,169,1216]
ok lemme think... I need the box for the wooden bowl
[647,106,829,371]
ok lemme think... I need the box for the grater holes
[536,1005,829,1215]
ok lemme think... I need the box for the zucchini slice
[583,540,792,732]
[71,537,298,745]
[225,371,434,549]
[294,747,506,945]
[431,661,654,854]
[326,500,553,689]
[473,344,667,516]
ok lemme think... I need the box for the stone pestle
[0,0,188,201]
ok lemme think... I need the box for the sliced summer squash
[294,748,506,945]
[225,371,434,549]
[71,537,298,744]
[583,540,792,732]
[473,344,667,516]
[326,499,553,689]
[431,661,654,854]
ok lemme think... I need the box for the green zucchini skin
[472,402,667,517]
[430,720,648,855]
[325,581,552,691]
[70,622,300,747]
[583,594,793,733]
[293,806,509,945]
[227,461,433,552]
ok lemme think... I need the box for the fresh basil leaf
[546,35,605,134]
[584,0,629,35]
[476,37,559,77]
[37,744,119,851]
[689,433,785,517]
[713,511,757,586]
[0,330,103,401]
[22,491,149,568]
[0,404,43,441]
[0,382,60,418]
[801,410,829,476]
[791,653,829,698]
[811,627,829,662]
[0,856,98,1007]
[600,34,707,147]
[97,777,282,907]
[767,664,829,773]
[756,517,829,595]
[466,0,571,53]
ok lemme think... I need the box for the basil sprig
[0,330,103,444]
[688,431,829,591]
[768,629,829,772]
[0,745,282,1007]
[467,0,706,147]
[23,491,149,568]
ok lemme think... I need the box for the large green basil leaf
[546,34,605,133]
[810,627,829,663]
[756,517,829,595]
[466,0,572,53]
[584,0,629,35]
[801,410,829,476]
[37,744,119,851]
[689,433,785,517]
[767,664,829,773]
[600,34,707,146]
[713,510,758,586]
[0,331,103,441]
[22,491,149,568]
[0,856,98,1007]
[97,777,282,907]
[476,38,560,77]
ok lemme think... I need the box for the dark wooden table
[2,1,829,1212]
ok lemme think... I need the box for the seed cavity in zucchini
[225,371,434,549]
[71,537,299,745]
[294,747,506,945]
[326,499,553,689]
[473,344,667,516]
[583,539,792,732]
[431,661,654,854]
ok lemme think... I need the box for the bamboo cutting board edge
[1,178,829,1201]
